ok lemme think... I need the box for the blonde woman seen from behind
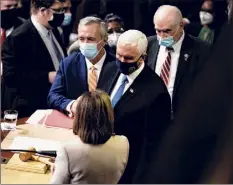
[50,90,129,184]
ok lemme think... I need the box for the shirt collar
[172,31,185,52]
[31,15,50,38]
[126,62,145,84]
[85,50,106,71]
[160,31,185,53]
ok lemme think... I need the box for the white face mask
[199,11,214,25]
[107,32,121,47]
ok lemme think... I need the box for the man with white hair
[104,29,171,183]
[48,16,117,116]
[146,5,211,119]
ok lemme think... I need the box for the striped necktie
[160,47,174,86]
[88,66,97,92]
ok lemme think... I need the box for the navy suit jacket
[47,52,117,113]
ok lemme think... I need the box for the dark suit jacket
[47,52,117,113]
[103,64,171,183]
[13,17,26,30]
[146,34,211,118]
[1,19,66,118]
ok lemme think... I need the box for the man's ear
[39,7,47,12]
[141,53,147,61]
[180,21,184,29]
[103,36,108,43]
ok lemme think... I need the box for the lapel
[97,53,117,88]
[52,28,67,57]
[78,54,88,91]
[29,19,55,69]
[147,37,160,70]
[173,34,193,99]
[106,70,121,95]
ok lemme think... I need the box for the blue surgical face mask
[157,35,175,47]
[61,13,72,26]
[157,27,179,47]
[79,40,102,60]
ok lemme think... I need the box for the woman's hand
[50,164,55,175]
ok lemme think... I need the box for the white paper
[9,136,61,151]
[26,109,52,124]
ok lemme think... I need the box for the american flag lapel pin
[184,53,189,62]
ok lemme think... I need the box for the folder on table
[26,109,73,129]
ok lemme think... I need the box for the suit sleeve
[133,92,172,183]
[50,145,70,184]
[47,61,73,113]
[2,35,50,88]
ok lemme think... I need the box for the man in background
[59,0,72,47]
[146,5,210,119]
[1,0,67,117]
[141,5,233,184]
[1,0,25,44]
[1,0,25,77]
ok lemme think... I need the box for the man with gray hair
[146,5,211,119]
[48,16,117,116]
[103,29,171,183]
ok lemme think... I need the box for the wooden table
[1,118,76,184]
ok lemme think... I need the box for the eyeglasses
[49,8,65,14]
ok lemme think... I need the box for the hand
[71,100,78,116]
[50,164,55,175]
[48,72,57,84]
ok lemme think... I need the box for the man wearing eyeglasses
[1,0,67,117]
[146,5,211,120]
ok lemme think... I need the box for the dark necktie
[112,75,128,107]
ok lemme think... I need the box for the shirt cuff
[66,100,75,118]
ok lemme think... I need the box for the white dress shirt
[110,62,145,100]
[31,15,64,71]
[66,50,107,116]
[85,51,106,82]
[155,32,185,99]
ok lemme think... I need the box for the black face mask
[48,13,64,28]
[1,8,20,29]
[116,56,142,75]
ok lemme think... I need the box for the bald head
[153,5,184,42]
[154,5,183,26]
